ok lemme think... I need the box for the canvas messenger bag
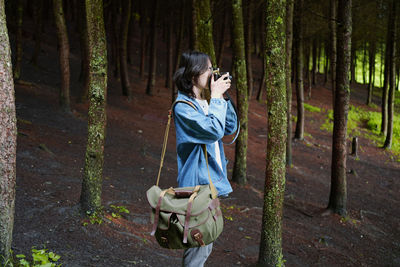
[146,100,224,249]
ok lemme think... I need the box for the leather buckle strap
[150,189,168,236]
[183,185,200,243]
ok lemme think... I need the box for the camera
[212,68,233,81]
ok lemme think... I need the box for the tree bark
[193,0,216,66]
[327,0,352,216]
[120,0,132,99]
[30,0,43,65]
[350,44,356,84]
[383,0,397,149]
[294,0,304,140]
[258,0,286,265]
[13,0,23,80]
[381,12,392,136]
[165,16,173,90]
[78,0,89,102]
[0,1,17,262]
[145,0,158,96]
[244,0,254,98]
[329,0,337,108]
[231,0,248,186]
[367,41,375,105]
[312,37,317,85]
[53,0,71,112]
[139,1,148,79]
[362,42,367,84]
[286,0,294,167]
[80,0,108,213]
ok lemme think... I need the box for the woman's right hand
[210,73,231,99]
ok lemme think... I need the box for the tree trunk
[383,0,397,149]
[165,17,173,90]
[216,9,227,68]
[362,42,367,84]
[294,0,304,140]
[286,0,294,167]
[231,0,248,186]
[139,2,148,79]
[53,0,71,112]
[111,2,120,79]
[312,37,317,85]
[172,0,185,102]
[127,0,136,65]
[244,0,254,98]
[193,0,216,66]
[324,40,329,85]
[257,55,266,102]
[120,0,132,99]
[258,0,286,265]
[78,0,89,102]
[30,0,43,65]
[327,0,352,216]
[305,39,311,99]
[13,0,23,80]
[367,41,375,105]
[381,19,392,135]
[329,0,337,108]
[350,44,356,84]
[145,0,158,96]
[80,0,108,213]
[0,1,17,262]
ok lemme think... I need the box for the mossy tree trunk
[286,0,294,167]
[383,0,397,149]
[0,0,17,262]
[329,0,337,108]
[53,0,71,112]
[120,0,132,99]
[146,0,158,96]
[80,0,108,213]
[327,0,352,216]
[193,0,216,66]
[294,0,304,140]
[231,0,248,186]
[13,0,23,80]
[258,0,287,265]
[244,0,254,98]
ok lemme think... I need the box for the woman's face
[194,60,212,90]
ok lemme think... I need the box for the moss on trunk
[80,0,108,213]
[194,0,216,66]
[258,0,287,265]
[0,0,17,262]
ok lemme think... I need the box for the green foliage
[3,248,61,267]
[304,103,321,113]
[110,205,130,219]
[82,210,103,226]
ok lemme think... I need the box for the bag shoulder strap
[155,100,218,199]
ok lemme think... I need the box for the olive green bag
[146,100,224,249]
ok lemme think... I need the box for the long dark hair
[173,51,211,97]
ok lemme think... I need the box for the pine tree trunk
[257,55,266,102]
[13,0,23,80]
[294,0,304,140]
[231,0,248,186]
[139,3,148,79]
[381,20,391,135]
[324,40,329,85]
[0,1,17,262]
[172,1,185,102]
[258,0,286,264]
[111,2,120,79]
[216,10,227,68]
[190,0,197,50]
[327,0,352,216]
[362,42,367,84]
[145,0,158,96]
[286,0,294,167]
[244,0,254,98]
[329,0,337,108]
[165,17,173,90]
[367,41,375,105]
[78,0,89,102]
[305,40,311,99]
[120,0,132,99]
[80,0,108,213]
[193,0,216,65]
[127,1,136,65]
[312,37,317,85]
[350,44,356,84]
[383,0,397,149]
[53,0,71,112]
[31,0,43,65]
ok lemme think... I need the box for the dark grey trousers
[182,243,213,267]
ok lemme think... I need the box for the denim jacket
[173,92,238,196]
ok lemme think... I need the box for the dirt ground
[9,23,400,267]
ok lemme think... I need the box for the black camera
[213,68,232,81]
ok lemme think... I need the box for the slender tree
[258,0,287,265]
[244,0,254,98]
[120,0,132,99]
[30,0,43,65]
[80,0,108,212]
[145,0,158,96]
[383,0,397,149]
[231,0,248,185]
[294,0,304,140]
[13,0,23,80]
[286,0,294,166]
[139,0,148,79]
[193,0,216,66]
[367,41,376,105]
[78,0,89,102]
[53,0,71,112]
[327,0,352,216]
[329,0,337,108]
[0,0,17,262]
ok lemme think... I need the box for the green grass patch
[304,103,321,113]
[320,105,400,160]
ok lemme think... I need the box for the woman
[173,51,238,266]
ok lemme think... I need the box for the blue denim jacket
[173,92,238,196]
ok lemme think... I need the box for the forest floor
[9,30,400,267]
